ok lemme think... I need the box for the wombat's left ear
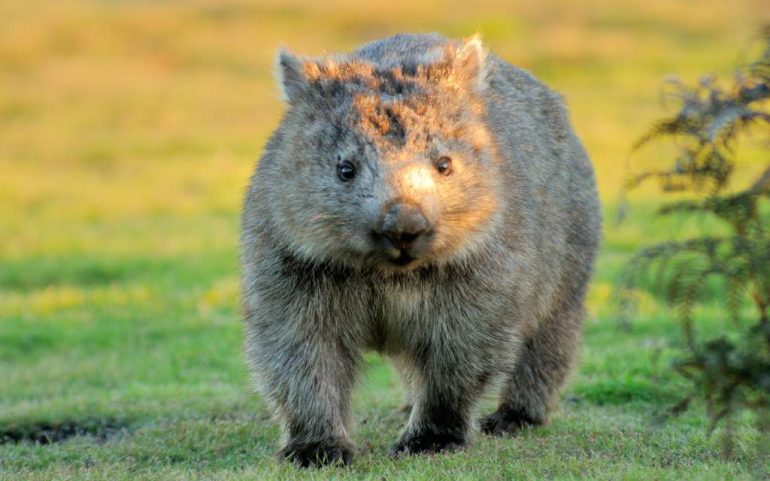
[453,35,488,92]
[275,48,311,104]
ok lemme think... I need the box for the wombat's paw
[389,429,465,457]
[480,404,542,436]
[278,439,354,468]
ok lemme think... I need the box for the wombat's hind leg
[481,304,583,436]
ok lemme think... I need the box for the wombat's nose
[375,203,430,250]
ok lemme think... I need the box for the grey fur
[241,33,601,467]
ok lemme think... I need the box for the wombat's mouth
[370,228,434,270]
[390,250,416,267]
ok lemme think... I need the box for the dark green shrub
[619,27,770,455]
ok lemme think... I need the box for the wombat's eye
[337,160,357,182]
[435,156,453,176]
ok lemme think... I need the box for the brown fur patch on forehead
[350,92,488,150]
[302,49,488,148]
[352,95,422,145]
[302,50,460,100]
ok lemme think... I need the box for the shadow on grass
[0,417,131,445]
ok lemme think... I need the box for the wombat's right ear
[454,35,488,93]
[275,48,310,104]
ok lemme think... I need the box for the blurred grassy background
[1,1,769,479]
[2,0,769,231]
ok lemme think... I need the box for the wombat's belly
[372,282,425,353]
[367,275,523,370]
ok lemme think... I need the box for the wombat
[241,33,601,467]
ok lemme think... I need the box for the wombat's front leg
[390,358,490,457]
[246,306,360,467]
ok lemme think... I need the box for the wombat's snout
[373,202,431,251]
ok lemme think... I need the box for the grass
[1,0,769,479]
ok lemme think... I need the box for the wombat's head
[269,37,501,272]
